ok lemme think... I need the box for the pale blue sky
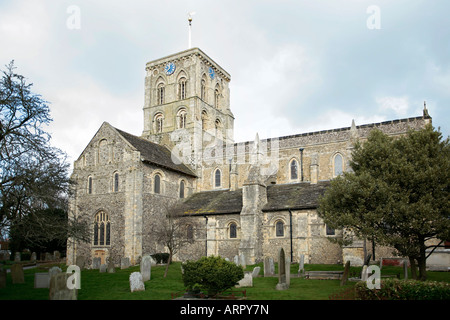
[1,0,448,164]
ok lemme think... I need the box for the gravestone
[45,252,53,261]
[298,254,305,276]
[76,256,86,270]
[99,264,107,273]
[239,253,246,268]
[275,248,289,290]
[361,265,368,281]
[286,256,291,286]
[340,261,351,286]
[48,266,62,281]
[34,273,50,288]
[14,252,21,262]
[263,256,274,277]
[92,257,101,269]
[11,264,24,284]
[49,273,77,300]
[236,272,253,288]
[121,257,130,269]
[30,252,37,262]
[129,272,145,292]
[107,261,116,273]
[53,251,61,260]
[252,266,261,278]
[140,255,152,282]
[233,255,239,265]
[0,269,6,288]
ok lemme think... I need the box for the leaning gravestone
[11,264,24,284]
[264,256,274,277]
[49,273,77,300]
[0,269,6,288]
[121,257,130,269]
[275,248,289,290]
[252,266,261,278]
[140,255,152,282]
[361,265,368,281]
[129,272,145,292]
[236,271,253,288]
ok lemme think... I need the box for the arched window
[154,174,161,194]
[229,222,237,239]
[157,83,165,105]
[178,77,187,100]
[276,220,284,237]
[177,109,187,129]
[88,176,93,194]
[215,119,222,139]
[214,169,221,188]
[326,224,335,236]
[201,78,206,101]
[179,180,185,199]
[93,211,110,246]
[290,159,298,180]
[154,113,164,133]
[113,172,119,192]
[334,153,343,177]
[201,110,208,130]
[214,85,220,108]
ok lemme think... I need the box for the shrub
[150,253,170,264]
[182,256,244,297]
[355,279,450,300]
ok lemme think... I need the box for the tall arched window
[154,174,162,194]
[157,83,165,105]
[93,211,110,246]
[214,169,221,188]
[201,110,208,131]
[88,176,93,194]
[179,180,185,199]
[214,86,220,108]
[154,113,164,133]
[113,172,119,192]
[334,153,343,177]
[178,77,187,100]
[276,220,284,237]
[201,78,206,101]
[177,109,187,129]
[290,159,298,180]
[229,222,237,239]
[215,119,222,139]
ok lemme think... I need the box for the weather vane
[188,12,196,49]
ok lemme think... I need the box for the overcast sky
[1,0,449,166]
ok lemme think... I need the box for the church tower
[141,48,234,174]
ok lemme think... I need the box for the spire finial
[188,12,196,48]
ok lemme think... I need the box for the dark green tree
[318,124,450,280]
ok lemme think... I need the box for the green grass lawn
[1,262,449,300]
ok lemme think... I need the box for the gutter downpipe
[288,209,293,262]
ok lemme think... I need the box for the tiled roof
[174,181,330,216]
[115,128,197,177]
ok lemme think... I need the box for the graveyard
[1,255,449,300]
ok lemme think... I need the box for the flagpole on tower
[188,12,195,49]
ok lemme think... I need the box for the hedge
[355,278,450,300]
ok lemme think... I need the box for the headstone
[14,252,21,262]
[107,261,116,273]
[252,266,261,278]
[121,257,130,269]
[298,254,305,276]
[49,273,77,300]
[233,255,239,265]
[48,266,62,280]
[239,253,246,268]
[340,261,351,286]
[0,269,6,288]
[275,248,289,290]
[236,271,253,288]
[34,273,50,288]
[92,257,101,269]
[140,255,152,282]
[53,251,61,260]
[76,256,86,270]
[11,263,24,284]
[286,256,291,286]
[403,260,408,280]
[129,272,145,292]
[264,256,274,277]
[30,252,37,262]
[361,265,368,281]
[45,252,53,261]
[99,264,107,273]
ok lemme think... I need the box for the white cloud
[376,96,410,116]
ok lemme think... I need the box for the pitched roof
[114,127,197,177]
[174,181,330,216]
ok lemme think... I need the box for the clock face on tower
[208,67,215,80]
[164,62,176,75]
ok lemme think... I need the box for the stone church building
[66,47,432,268]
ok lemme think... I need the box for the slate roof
[115,128,197,177]
[174,181,330,216]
